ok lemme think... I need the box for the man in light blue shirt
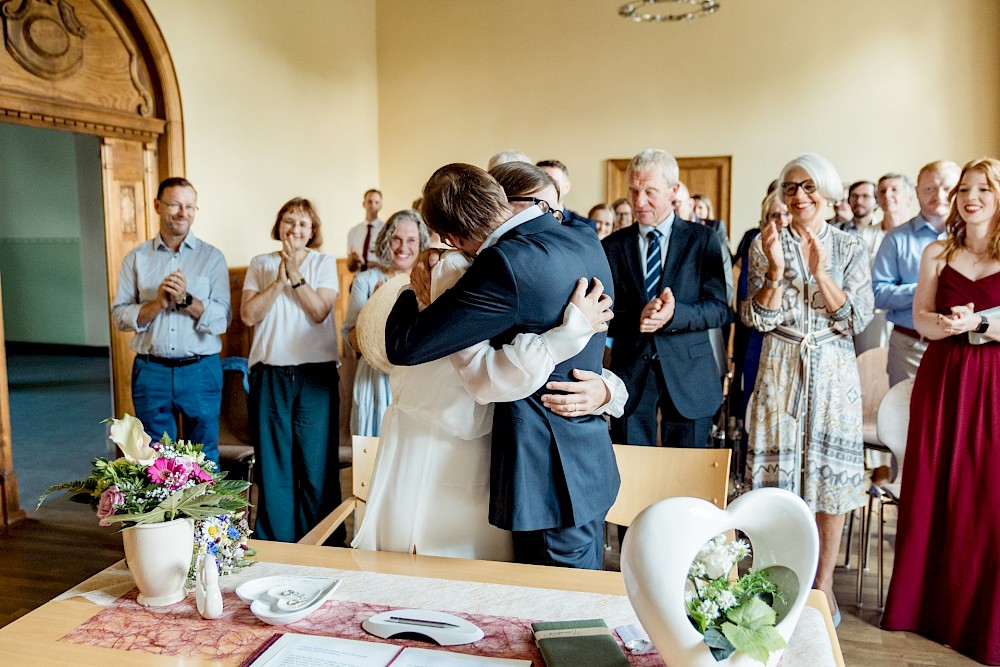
[111,177,231,462]
[872,160,960,385]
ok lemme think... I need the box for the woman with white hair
[740,153,874,624]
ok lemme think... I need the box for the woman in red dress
[882,157,1000,664]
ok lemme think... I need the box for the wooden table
[0,541,845,666]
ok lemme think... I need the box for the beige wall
[375,0,1000,246]
[146,0,380,266]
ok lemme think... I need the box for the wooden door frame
[605,155,733,235]
[0,0,183,525]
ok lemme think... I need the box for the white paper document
[249,634,400,666]
[247,634,530,667]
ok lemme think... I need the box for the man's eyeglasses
[159,200,199,214]
[781,180,817,197]
[507,196,563,221]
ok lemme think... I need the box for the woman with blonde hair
[883,158,1000,664]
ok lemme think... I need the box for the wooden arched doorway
[0,0,182,524]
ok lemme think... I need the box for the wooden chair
[298,435,380,546]
[606,445,731,529]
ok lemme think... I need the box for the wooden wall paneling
[101,137,156,418]
[0,275,27,526]
[222,267,251,360]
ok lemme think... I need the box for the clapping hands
[640,288,674,333]
[938,302,977,336]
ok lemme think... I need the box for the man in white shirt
[346,188,384,272]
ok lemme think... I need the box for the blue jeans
[131,354,222,463]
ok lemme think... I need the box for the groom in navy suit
[602,149,732,449]
[385,163,618,570]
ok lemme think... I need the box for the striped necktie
[645,228,662,301]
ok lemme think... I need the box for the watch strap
[291,278,306,289]
[976,314,990,334]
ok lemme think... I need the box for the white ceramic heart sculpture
[621,488,819,667]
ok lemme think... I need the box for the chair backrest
[218,357,251,447]
[876,378,914,488]
[606,445,731,527]
[351,435,380,503]
[856,347,890,445]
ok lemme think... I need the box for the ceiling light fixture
[618,0,721,23]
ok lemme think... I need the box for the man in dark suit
[385,163,618,570]
[537,159,598,233]
[602,149,732,449]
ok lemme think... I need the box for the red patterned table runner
[61,590,665,666]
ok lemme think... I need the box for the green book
[531,619,630,667]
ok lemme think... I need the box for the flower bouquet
[686,535,786,664]
[39,414,253,605]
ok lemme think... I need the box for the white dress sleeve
[449,302,595,405]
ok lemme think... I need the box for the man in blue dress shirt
[872,160,960,385]
[111,177,231,463]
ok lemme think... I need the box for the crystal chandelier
[618,0,721,23]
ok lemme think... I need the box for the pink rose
[97,485,124,526]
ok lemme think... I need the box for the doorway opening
[0,123,112,507]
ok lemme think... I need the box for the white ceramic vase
[122,517,195,606]
[621,488,819,667]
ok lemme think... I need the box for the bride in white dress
[353,176,624,560]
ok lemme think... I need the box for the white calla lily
[109,414,157,465]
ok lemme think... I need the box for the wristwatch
[291,278,306,290]
[975,315,990,334]
[763,275,783,289]
[176,293,193,309]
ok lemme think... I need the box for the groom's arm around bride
[385,162,619,570]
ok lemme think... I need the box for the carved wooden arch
[0,0,183,525]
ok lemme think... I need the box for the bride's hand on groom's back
[569,277,613,333]
[541,368,612,418]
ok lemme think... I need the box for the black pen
[387,616,460,629]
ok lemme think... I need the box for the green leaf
[703,627,735,661]
[727,597,777,629]
[720,598,786,665]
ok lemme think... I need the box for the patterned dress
[740,224,873,514]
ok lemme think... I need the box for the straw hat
[355,273,412,375]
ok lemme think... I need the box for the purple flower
[96,485,124,526]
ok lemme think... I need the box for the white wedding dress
[352,251,624,560]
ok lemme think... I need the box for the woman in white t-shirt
[241,198,342,544]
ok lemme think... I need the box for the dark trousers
[611,360,713,449]
[250,362,344,545]
[512,514,605,570]
[131,354,222,463]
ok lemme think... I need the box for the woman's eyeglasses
[781,180,817,197]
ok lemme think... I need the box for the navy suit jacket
[386,213,619,532]
[602,219,733,420]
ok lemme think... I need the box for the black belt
[138,354,206,367]
[893,325,924,341]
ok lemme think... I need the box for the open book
[243,633,530,667]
